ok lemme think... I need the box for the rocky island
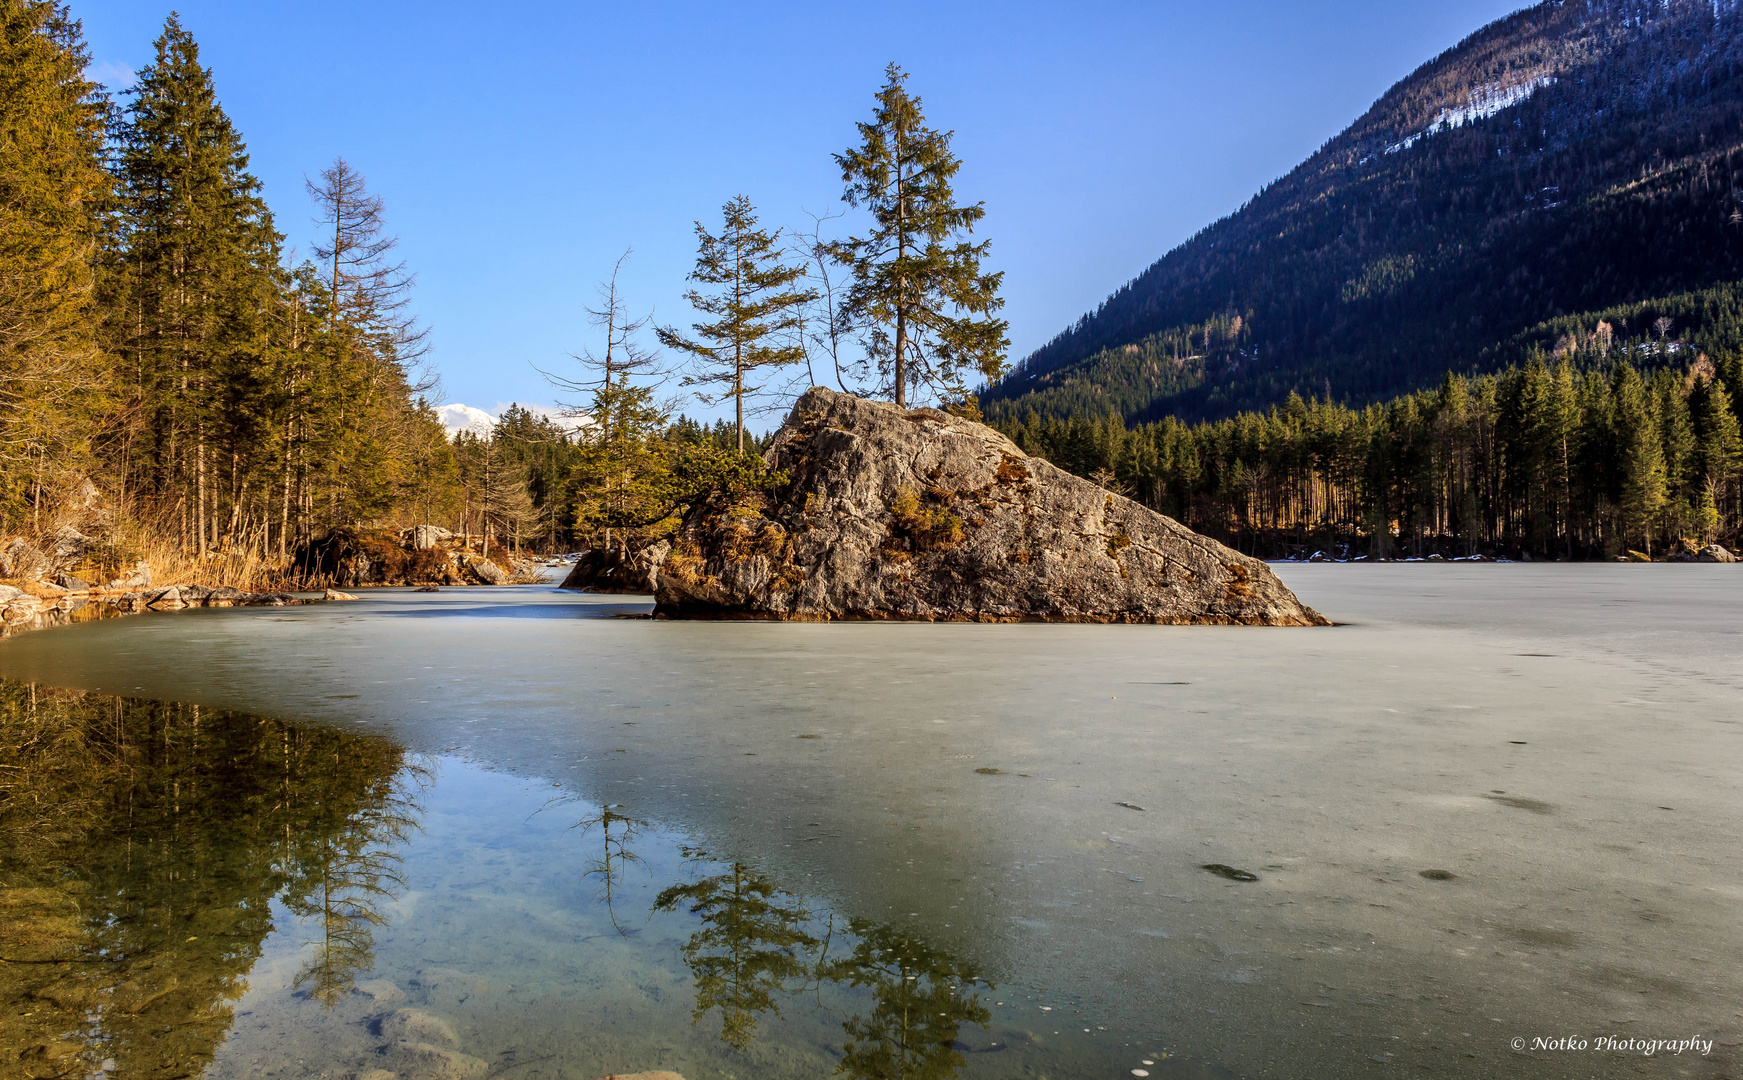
[646,388,1327,625]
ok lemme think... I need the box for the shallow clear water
[2,565,1739,1079]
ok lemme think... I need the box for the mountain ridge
[986,0,1743,424]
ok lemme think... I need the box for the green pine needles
[832,63,1009,408]
[658,195,814,455]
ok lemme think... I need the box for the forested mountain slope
[986,0,1743,424]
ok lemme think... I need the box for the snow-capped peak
[436,403,497,436]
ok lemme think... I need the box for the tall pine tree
[0,1,108,532]
[833,64,1007,408]
[111,14,280,552]
[657,195,814,454]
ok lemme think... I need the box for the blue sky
[75,0,1525,419]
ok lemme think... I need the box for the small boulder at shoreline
[464,556,507,585]
[143,586,184,610]
[53,572,90,592]
[653,387,1328,625]
[1698,543,1737,563]
[559,541,670,594]
[107,563,151,589]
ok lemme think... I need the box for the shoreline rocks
[297,526,521,587]
[0,579,319,639]
[653,388,1329,625]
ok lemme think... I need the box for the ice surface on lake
[2,565,1739,1078]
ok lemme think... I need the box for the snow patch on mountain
[1385,75,1556,156]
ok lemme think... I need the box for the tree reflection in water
[284,753,429,1006]
[653,852,992,1078]
[653,854,818,1049]
[821,920,992,1080]
[571,802,649,935]
[0,681,418,1079]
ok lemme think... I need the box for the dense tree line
[997,353,1743,559]
[3,12,1007,567]
[1,4,455,565]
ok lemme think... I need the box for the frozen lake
[0,565,1737,1078]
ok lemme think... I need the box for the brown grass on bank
[5,516,557,594]
[17,519,309,593]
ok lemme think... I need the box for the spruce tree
[833,64,1008,407]
[1612,364,1667,555]
[1652,369,1695,542]
[548,255,674,552]
[113,14,280,552]
[0,1,108,532]
[1690,372,1742,537]
[657,195,814,455]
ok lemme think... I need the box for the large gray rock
[653,388,1328,625]
[0,537,50,579]
[49,525,87,566]
[559,542,671,594]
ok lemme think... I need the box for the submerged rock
[654,388,1327,625]
[376,1009,459,1048]
[352,979,404,1005]
[383,1042,487,1080]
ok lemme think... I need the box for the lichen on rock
[651,387,1328,625]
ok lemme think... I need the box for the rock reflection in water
[0,681,417,1079]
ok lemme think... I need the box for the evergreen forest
[997,353,1743,560]
[1,8,1003,578]
[8,0,1743,573]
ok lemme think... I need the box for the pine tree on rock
[657,195,814,455]
[833,64,1008,408]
